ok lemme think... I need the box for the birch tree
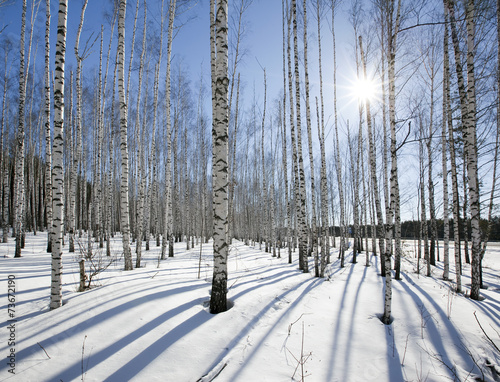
[118,0,133,271]
[50,0,68,310]
[385,0,402,284]
[446,0,481,299]
[292,0,309,273]
[442,15,450,280]
[316,0,330,275]
[303,0,319,275]
[1,40,10,244]
[210,0,230,314]
[70,0,88,253]
[443,2,461,291]
[13,0,27,258]
[135,0,147,268]
[162,0,176,260]
[44,0,52,253]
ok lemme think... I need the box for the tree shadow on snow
[0,281,207,376]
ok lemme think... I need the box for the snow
[1,234,499,382]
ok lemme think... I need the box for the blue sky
[0,0,366,133]
[0,0,427,220]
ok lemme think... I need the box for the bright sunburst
[351,77,378,103]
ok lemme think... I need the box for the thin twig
[37,342,51,359]
[474,311,500,352]
[401,334,410,366]
[150,271,159,279]
[81,335,87,382]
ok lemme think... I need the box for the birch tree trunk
[442,51,450,280]
[117,0,133,271]
[13,0,27,258]
[71,0,88,253]
[447,0,480,298]
[443,3,461,291]
[286,0,300,265]
[261,70,268,252]
[1,44,9,244]
[50,0,67,310]
[162,0,176,260]
[96,26,104,250]
[227,0,250,244]
[386,0,402,285]
[210,0,230,314]
[464,0,481,300]
[332,0,346,265]
[419,123,431,277]
[426,59,438,267]
[359,36,386,265]
[292,0,309,273]
[146,63,161,251]
[44,0,52,253]
[316,0,329,275]
[135,0,147,268]
[302,0,318,275]
[360,35,391,323]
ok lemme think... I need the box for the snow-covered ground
[1,233,499,381]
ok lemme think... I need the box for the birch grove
[0,0,498,324]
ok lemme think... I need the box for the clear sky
[0,0,432,221]
[0,0,367,139]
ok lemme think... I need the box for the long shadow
[226,277,324,381]
[230,270,300,300]
[384,323,405,382]
[104,308,215,381]
[199,277,322,380]
[48,298,205,381]
[340,262,368,382]
[399,273,478,374]
[467,297,500,326]
[326,262,355,381]
[0,282,206,368]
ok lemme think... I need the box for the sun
[351,77,378,103]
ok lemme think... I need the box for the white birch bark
[316,0,329,275]
[135,0,147,267]
[261,70,268,252]
[71,0,88,253]
[13,0,27,258]
[210,0,230,314]
[442,17,450,280]
[359,36,386,261]
[292,0,308,273]
[286,0,300,266]
[303,0,318,275]
[44,0,52,252]
[117,0,133,271]
[1,43,9,243]
[464,0,481,300]
[386,0,402,286]
[162,0,176,260]
[426,62,438,267]
[96,25,104,249]
[331,0,344,261]
[146,63,161,251]
[443,2,461,291]
[419,124,431,277]
[50,0,67,310]
[447,0,480,298]
[228,0,249,244]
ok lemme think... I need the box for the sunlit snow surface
[1,233,499,381]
